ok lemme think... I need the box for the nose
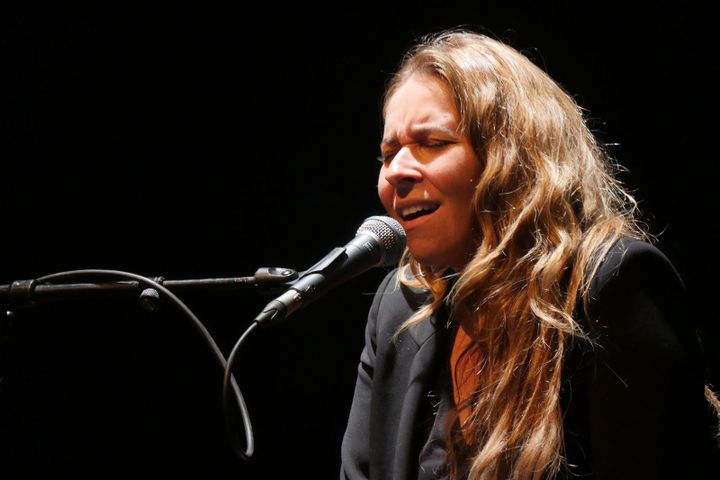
[383,147,423,195]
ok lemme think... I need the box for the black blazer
[341,238,719,479]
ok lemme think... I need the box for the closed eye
[377,149,398,163]
[424,139,452,149]
[377,140,452,163]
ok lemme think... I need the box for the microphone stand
[0,267,298,314]
[0,265,300,461]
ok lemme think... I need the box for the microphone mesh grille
[356,215,406,266]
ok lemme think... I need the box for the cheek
[449,156,482,200]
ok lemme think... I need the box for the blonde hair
[385,30,647,479]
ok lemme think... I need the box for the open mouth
[399,202,440,221]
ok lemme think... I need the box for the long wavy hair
[385,30,649,479]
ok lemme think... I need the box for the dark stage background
[2,3,718,478]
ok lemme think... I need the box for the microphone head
[356,215,406,267]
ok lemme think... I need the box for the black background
[2,2,718,478]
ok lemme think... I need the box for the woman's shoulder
[367,267,433,335]
[373,267,431,306]
[567,237,718,479]
[582,236,698,355]
[587,236,685,308]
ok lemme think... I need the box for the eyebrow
[381,124,459,148]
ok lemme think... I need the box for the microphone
[253,215,405,326]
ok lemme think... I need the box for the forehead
[383,74,459,137]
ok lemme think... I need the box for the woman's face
[378,73,482,271]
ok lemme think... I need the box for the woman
[341,30,719,479]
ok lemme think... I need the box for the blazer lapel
[393,308,450,479]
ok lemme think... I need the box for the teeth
[401,205,427,216]
[399,202,438,219]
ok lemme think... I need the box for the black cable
[223,320,259,460]
[35,269,255,459]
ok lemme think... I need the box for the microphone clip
[253,267,299,284]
